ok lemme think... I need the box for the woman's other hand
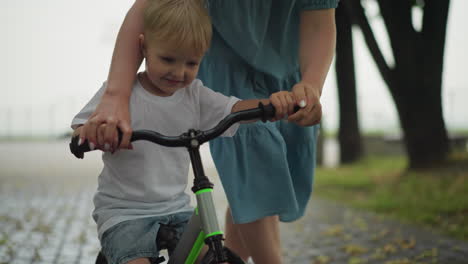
[288,81,322,126]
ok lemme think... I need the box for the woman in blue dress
[80,0,338,263]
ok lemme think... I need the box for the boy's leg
[224,208,283,264]
[126,258,151,264]
[100,217,166,264]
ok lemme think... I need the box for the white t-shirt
[71,78,240,239]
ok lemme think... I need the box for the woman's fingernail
[299,100,306,108]
[89,142,95,151]
[104,143,110,151]
[78,138,83,146]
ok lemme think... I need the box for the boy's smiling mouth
[164,78,183,84]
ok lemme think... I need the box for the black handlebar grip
[259,102,275,122]
[259,103,301,122]
[69,135,91,159]
[293,105,301,113]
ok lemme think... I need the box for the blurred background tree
[337,0,451,169]
[335,3,363,164]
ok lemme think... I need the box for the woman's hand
[289,9,334,127]
[78,93,133,151]
[269,91,296,121]
[288,81,322,126]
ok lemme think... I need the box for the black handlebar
[70,103,299,159]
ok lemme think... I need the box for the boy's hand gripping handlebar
[70,102,299,159]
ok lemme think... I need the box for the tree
[344,0,451,169]
[335,3,363,163]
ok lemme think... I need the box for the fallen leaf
[395,237,416,250]
[312,255,331,264]
[343,244,368,256]
[383,258,411,264]
[322,225,344,236]
[383,243,398,254]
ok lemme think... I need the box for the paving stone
[56,256,78,264]
[8,258,31,264]
[0,252,10,264]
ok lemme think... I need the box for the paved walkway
[1,141,467,264]
[281,199,468,264]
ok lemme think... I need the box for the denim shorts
[100,211,193,264]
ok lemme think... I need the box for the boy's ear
[139,34,146,57]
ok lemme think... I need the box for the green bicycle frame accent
[168,188,224,264]
[184,230,205,264]
[183,230,225,264]
[195,189,213,195]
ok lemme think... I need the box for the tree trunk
[390,70,449,169]
[380,0,451,168]
[348,0,450,169]
[335,3,363,163]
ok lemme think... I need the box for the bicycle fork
[168,132,227,264]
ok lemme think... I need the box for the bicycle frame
[168,132,229,263]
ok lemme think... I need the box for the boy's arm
[231,99,270,113]
[80,0,147,150]
[230,99,270,124]
[231,91,297,123]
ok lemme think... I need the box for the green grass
[314,152,468,241]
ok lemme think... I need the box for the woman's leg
[224,208,283,264]
[224,208,250,261]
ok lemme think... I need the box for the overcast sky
[1,1,467,136]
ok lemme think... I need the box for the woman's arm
[79,0,147,150]
[288,8,336,127]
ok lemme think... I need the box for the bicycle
[69,102,287,264]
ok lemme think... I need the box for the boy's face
[141,35,204,96]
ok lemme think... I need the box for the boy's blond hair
[143,0,212,55]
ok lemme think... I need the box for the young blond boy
[72,1,296,263]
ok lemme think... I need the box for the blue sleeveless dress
[198,0,339,223]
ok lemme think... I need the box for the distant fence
[0,99,80,139]
[0,86,466,140]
